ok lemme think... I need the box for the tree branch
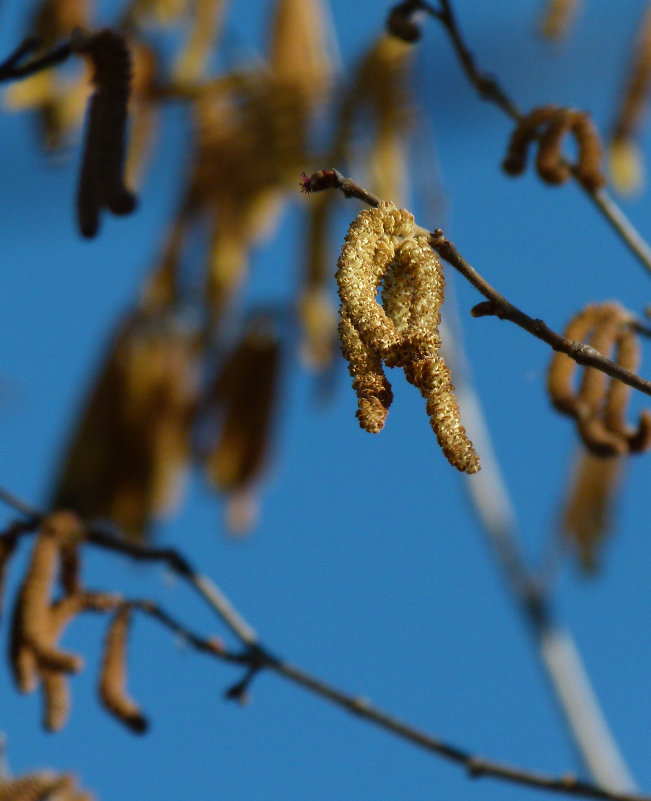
[1,487,650,801]
[410,0,651,277]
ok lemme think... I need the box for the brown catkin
[536,108,575,184]
[539,0,581,39]
[548,304,600,415]
[562,449,622,572]
[502,105,557,175]
[604,327,639,437]
[99,606,147,733]
[41,668,70,732]
[76,30,136,238]
[504,106,604,189]
[406,356,480,473]
[339,313,393,433]
[572,112,606,190]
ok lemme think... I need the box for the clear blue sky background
[2,1,651,800]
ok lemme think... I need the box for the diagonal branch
[0,487,650,801]
[412,0,651,276]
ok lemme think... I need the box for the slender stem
[0,41,72,83]
[417,0,651,277]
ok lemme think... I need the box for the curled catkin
[502,106,557,175]
[405,356,480,474]
[547,304,599,415]
[548,303,651,456]
[75,30,136,238]
[336,201,414,358]
[339,313,393,433]
[504,106,605,190]
[99,606,147,733]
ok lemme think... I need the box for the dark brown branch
[1,487,650,801]
[0,39,72,83]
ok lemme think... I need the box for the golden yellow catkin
[336,201,413,357]
[405,356,481,473]
[609,6,651,193]
[562,448,622,572]
[75,30,136,238]
[99,606,147,733]
[339,313,393,434]
[18,527,83,675]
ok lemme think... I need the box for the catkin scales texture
[336,203,479,473]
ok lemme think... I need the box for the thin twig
[0,486,649,801]
[0,40,72,83]
[305,169,651,399]
[412,0,651,277]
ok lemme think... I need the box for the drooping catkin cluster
[608,5,651,194]
[99,605,147,733]
[502,105,605,191]
[336,202,480,473]
[547,303,651,456]
[74,29,137,238]
[8,512,121,731]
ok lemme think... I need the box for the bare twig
[0,39,72,83]
[0,486,649,801]
[411,0,651,276]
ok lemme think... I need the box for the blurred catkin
[99,606,147,733]
[609,5,651,194]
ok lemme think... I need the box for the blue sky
[2,1,651,800]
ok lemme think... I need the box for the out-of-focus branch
[0,37,72,83]
[440,309,637,792]
[0,487,649,801]
[305,169,651,399]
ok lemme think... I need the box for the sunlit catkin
[99,606,147,733]
[336,201,413,357]
[75,29,136,238]
[337,208,479,472]
[339,313,393,433]
[609,5,651,194]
